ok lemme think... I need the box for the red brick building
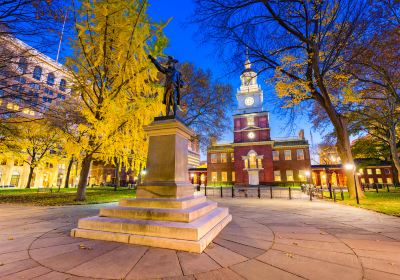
[207,56,311,186]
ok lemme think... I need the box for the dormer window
[17,58,27,74]
[247,117,254,126]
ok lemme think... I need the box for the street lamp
[344,163,360,204]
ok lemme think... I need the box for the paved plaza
[0,199,399,280]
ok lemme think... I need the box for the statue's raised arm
[148,55,167,74]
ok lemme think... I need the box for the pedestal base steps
[71,195,232,253]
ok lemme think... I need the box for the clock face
[248,132,255,139]
[245,97,254,106]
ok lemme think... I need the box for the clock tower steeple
[236,51,263,114]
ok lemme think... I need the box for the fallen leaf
[285,252,294,258]
[292,242,298,246]
[7,236,13,240]
[79,243,92,250]
[0,263,4,266]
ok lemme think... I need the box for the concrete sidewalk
[0,199,399,279]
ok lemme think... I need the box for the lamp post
[344,163,359,204]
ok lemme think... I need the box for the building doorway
[10,171,20,187]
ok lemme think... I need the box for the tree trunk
[26,166,35,189]
[76,154,92,201]
[114,157,120,191]
[313,94,364,198]
[388,124,400,183]
[64,156,74,189]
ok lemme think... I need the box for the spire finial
[245,47,251,69]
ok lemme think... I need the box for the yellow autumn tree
[68,0,168,201]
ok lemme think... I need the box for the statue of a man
[148,55,184,117]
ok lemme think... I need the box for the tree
[3,120,60,188]
[68,0,167,201]
[178,63,233,147]
[194,0,370,197]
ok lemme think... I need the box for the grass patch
[0,187,136,206]
[322,188,400,217]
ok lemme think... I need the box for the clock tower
[236,53,263,114]
[232,53,273,185]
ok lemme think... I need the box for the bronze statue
[148,55,184,117]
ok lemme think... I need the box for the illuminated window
[360,178,365,184]
[231,153,234,162]
[106,174,112,182]
[272,151,279,161]
[375,169,381,175]
[232,171,236,182]
[359,169,364,174]
[296,149,305,160]
[298,170,306,181]
[377,178,383,183]
[221,153,227,163]
[274,170,281,181]
[257,158,262,168]
[387,178,393,184]
[247,117,254,126]
[210,154,217,163]
[7,102,13,109]
[211,172,217,182]
[249,153,257,168]
[284,150,292,160]
[221,172,227,182]
[367,169,372,175]
[286,170,294,181]
[368,178,374,184]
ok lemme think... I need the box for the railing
[195,185,308,200]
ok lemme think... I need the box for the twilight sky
[26,0,323,163]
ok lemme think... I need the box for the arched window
[59,79,66,91]
[32,66,42,80]
[17,58,27,74]
[47,73,55,86]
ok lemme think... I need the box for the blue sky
[147,1,323,162]
[29,0,323,163]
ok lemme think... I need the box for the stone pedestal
[71,118,231,253]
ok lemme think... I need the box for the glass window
[210,154,217,163]
[18,57,27,74]
[221,153,227,163]
[286,170,294,181]
[257,158,262,168]
[296,149,305,160]
[387,178,393,184]
[47,73,55,86]
[247,117,254,126]
[298,170,306,182]
[232,171,235,182]
[375,169,381,175]
[211,172,218,181]
[59,79,66,91]
[377,178,383,183]
[231,153,234,162]
[384,169,391,175]
[272,151,279,161]
[274,170,281,181]
[284,150,292,160]
[367,169,372,175]
[221,172,227,182]
[249,153,257,169]
[368,178,374,184]
[361,178,365,184]
[359,168,364,174]
[33,66,42,80]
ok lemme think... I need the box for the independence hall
[207,56,311,186]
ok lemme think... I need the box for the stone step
[71,213,232,253]
[76,207,229,241]
[99,201,217,223]
[119,195,206,209]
